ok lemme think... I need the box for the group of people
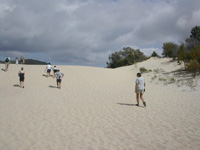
[4,57,25,88]
[44,66,146,106]
[4,56,25,72]
[15,56,25,65]
[3,57,146,106]
[17,63,65,89]
[45,63,64,89]
[16,63,64,89]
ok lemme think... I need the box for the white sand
[0,58,200,150]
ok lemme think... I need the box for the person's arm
[135,83,138,93]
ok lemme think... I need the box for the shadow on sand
[13,84,20,88]
[1,68,6,72]
[43,74,47,77]
[117,103,144,107]
[49,85,57,88]
[43,74,54,78]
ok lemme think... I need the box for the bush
[151,51,160,57]
[139,67,152,73]
[106,47,147,68]
[186,59,200,78]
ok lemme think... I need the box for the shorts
[136,89,144,94]
[57,79,62,83]
[20,77,25,82]
[53,70,58,73]
[47,69,51,73]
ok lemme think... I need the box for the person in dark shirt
[19,67,25,88]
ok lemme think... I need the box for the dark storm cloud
[0,0,200,66]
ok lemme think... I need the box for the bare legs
[136,93,146,106]
[57,81,61,89]
[5,63,9,71]
[20,81,24,88]
[47,72,50,77]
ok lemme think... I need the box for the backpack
[5,57,9,62]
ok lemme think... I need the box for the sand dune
[0,58,200,150]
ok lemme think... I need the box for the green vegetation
[0,59,47,65]
[162,42,179,60]
[139,67,152,74]
[151,51,160,57]
[148,67,198,89]
[106,26,200,77]
[168,77,176,84]
[151,75,157,81]
[23,59,47,65]
[106,47,148,68]
[153,68,165,74]
[162,26,200,77]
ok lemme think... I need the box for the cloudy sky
[0,0,200,67]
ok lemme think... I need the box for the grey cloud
[0,0,200,67]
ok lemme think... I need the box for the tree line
[161,26,200,77]
[106,47,148,68]
[0,59,47,65]
[106,26,200,77]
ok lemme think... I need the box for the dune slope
[0,58,200,150]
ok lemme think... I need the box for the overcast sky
[0,0,200,67]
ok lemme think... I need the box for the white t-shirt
[53,66,57,70]
[136,77,145,90]
[47,64,51,69]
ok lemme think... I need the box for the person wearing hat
[135,72,146,107]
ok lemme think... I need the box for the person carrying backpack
[5,57,10,72]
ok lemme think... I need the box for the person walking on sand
[21,56,25,64]
[55,70,64,89]
[45,63,52,77]
[16,57,19,65]
[135,73,146,107]
[18,67,25,88]
[5,57,10,71]
[53,66,58,78]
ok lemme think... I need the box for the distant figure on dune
[55,70,64,89]
[45,63,52,77]
[18,67,25,88]
[53,66,58,78]
[15,57,18,65]
[20,56,25,64]
[135,73,146,107]
[4,57,10,72]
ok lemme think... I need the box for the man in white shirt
[135,73,146,107]
[46,63,52,77]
